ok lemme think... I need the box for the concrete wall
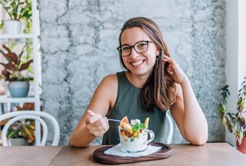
[39,0,226,145]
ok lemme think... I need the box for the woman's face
[120,27,159,77]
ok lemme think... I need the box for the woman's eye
[138,43,147,48]
[122,46,130,51]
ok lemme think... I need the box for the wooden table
[0,143,245,166]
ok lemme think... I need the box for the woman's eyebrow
[121,43,130,46]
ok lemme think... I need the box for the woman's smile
[131,59,145,67]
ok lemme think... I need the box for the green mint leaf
[132,123,146,132]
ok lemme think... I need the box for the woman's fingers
[87,118,109,137]
[163,55,175,75]
[162,55,187,84]
[86,110,102,124]
[88,118,109,136]
[87,110,95,116]
[85,110,109,136]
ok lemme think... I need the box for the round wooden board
[93,142,172,165]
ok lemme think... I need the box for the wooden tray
[93,142,172,165]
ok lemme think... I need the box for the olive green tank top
[102,71,166,145]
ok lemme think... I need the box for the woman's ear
[156,49,160,56]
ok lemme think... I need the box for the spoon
[107,118,121,123]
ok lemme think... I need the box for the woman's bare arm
[69,74,117,147]
[163,55,208,145]
[171,80,208,145]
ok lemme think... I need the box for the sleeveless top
[102,71,166,145]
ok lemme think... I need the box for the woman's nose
[129,48,139,58]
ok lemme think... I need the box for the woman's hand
[163,55,187,85]
[85,110,109,137]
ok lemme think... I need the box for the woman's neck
[125,71,150,88]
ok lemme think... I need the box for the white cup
[118,126,155,153]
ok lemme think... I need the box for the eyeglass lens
[120,41,150,57]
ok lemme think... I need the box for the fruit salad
[119,116,149,141]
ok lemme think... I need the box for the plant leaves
[19,59,33,71]
[2,45,18,65]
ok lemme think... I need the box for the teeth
[132,61,143,66]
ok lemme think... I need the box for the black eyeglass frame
[117,40,154,57]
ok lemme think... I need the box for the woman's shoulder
[101,71,125,84]
[98,73,119,92]
[99,73,119,108]
[101,73,117,84]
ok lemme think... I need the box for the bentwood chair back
[163,111,174,144]
[0,111,60,146]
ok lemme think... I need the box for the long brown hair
[118,17,176,111]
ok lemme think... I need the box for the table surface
[0,143,245,166]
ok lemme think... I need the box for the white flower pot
[8,81,30,98]
[3,20,22,34]
[8,138,28,146]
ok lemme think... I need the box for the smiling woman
[69,17,208,148]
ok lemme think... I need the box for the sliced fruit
[120,116,129,128]
[133,130,140,137]
[144,117,149,128]
[122,123,133,134]
[119,116,150,138]
[121,131,126,137]
[121,116,129,123]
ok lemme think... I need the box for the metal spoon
[107,118,121,123]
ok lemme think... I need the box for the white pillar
[226,0,246,146]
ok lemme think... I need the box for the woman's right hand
[85,110,109,137]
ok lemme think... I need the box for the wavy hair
[118,17,176,111]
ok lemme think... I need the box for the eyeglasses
[117,40,154,57]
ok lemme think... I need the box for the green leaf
[132,123,146,132]
[7,129,19,139]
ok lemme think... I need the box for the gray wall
[39,0,226,145]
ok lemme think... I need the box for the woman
[69,17,208,147]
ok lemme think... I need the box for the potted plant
[0,103,35,145]
[0,44,33,97]
[0,0,32,34]
[218,76,246,153]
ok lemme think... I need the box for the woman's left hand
[163,55,187,85]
